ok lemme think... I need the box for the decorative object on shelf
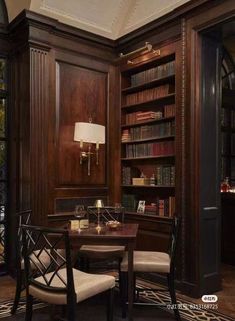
[137,200,145,213]
[74,119,105,176]
[221,177,230,193]
[150,173,156,186]
[94,199,104,231]
[132,177,150,186]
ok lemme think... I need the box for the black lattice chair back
[17,210,32,258]
[87,206,125,224]
[168,216,181,272]
[21,225,74,296]
[0,219,5,264]
[11,210,34,314]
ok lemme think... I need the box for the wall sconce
[74,120,105,176]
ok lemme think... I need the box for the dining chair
[78,206,125,271]
[11,210,33,314]
[21,224,115,321]
[11,210,54,314]
[120,216,181,321]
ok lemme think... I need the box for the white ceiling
[6,0,191,39]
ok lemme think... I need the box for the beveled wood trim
[8,10,115,48]
[30,47,49,225]
[180,17,186,282]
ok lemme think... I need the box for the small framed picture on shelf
[137,200,145,213]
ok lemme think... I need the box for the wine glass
[74,205,85,231]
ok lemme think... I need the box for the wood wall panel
[55,61,107,186]
[29,48,49,225]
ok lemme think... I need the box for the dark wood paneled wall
[6,0,235,296]
[8,11,118,228]
[55,62,107,186]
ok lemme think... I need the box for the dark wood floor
[0,264,234,318]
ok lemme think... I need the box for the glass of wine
[74,205,85,232]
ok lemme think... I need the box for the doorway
[200,19,235,315]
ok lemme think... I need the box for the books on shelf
[140,196,175,217]
[164,104,175,117]
[125,140,175,158]
[122,194,137,212]
[156,165,175,186]
[121,53,177,222]
[126,110,162,124]
[125,84,174,105]
[157,196,175,217]
[121,121,175,142]
[121,129,131,142]
[130,60,175,86]
[122,166,141,185]
[125,104,175,125]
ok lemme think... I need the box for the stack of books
[121,129,131,142]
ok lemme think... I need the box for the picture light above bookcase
[119,42,161,65]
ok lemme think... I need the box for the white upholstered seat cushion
[79,245,125,253]
[29,268,115,305]
[121,251,170,273]
[79,245,125,259]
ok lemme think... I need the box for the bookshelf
[221,88,235,184]
[120,43,178,220]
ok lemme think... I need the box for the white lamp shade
[74,122,105,144]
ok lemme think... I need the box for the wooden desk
[49,221,138,321]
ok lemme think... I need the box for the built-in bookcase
[120,43,178,219]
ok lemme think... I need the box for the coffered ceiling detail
[6,0,191,39]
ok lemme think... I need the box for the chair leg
[11,271,23,314]
[167,273,181,321]
[25,294,33,321]
[120,272,127,318]
[107,288,114,321]
[67,302,77,321]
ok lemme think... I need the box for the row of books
[121,194,175,217]
[125,110,162,125]
[125,84,174,105]
[156,165,175,186]
[125,141,175,158]
[121,121,175,142]
[130,61,175,86]
[164,104,175,117]
[144,197,175,217]
[124,104,175,125]
[122,165,175,186]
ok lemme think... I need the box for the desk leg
[127,242,134,321]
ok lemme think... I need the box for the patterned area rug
[136,281,234,321]
[0,283,233,321]
[0,298,46,319]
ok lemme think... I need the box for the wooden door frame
[182,0,235,296]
